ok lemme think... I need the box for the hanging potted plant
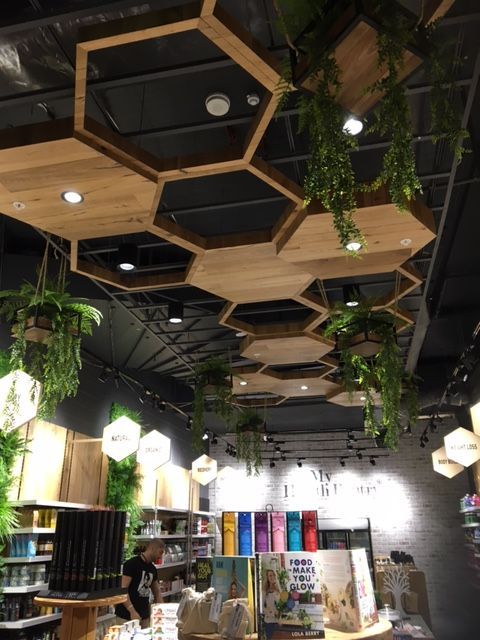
[324,301,416,449]
[235,408,264,476]
[0,243,102,419]
[275,0,467,251]
[192,356,234,452]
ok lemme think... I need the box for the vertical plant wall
[0,351,28,599]
[105,403,143,559]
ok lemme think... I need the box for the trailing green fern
[235,408,264,476]
[0,281,102,419]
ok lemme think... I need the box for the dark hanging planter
[347,326,383,358]
[14,305,82,344]
[235,408,264,476]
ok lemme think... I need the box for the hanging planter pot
[348,327,383,358]
[13,306,82,344]
[235,408,264,476]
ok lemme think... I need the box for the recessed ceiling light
[360,395,366,401]
[343,116,363,136]
[61,190,84,204]
[400,238,412,247]
[12,201,26,210]
[236,331,247,337]
[254,353,261,357]
[300,385,309,390]
[205,92,230,116]
[346,300,359,307]
[239,380,248,386]
[345,241,362,252]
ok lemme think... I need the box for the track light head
[202,430,209,441]
[116,243,138,272]
[211,435,218,445]
[168,300,184,324]
[370,457,376,466]
[269,460,275,468]
[186,417,192,431]
[356,451,363,460]
[340,459,346,467]
[297,460,303,468]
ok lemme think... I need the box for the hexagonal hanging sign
[136,430,171,470]
[432,446,464,479]
[192,455,217,486]
[444,427,480,467]
[0,370,41,433]
[102,416,141,462]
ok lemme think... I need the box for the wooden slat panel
[247,156,304,204]
[18,420,67,501]
[243,92,279,162]
[60,432,105,506]
[74,259,187,292]
[241,332,334,365]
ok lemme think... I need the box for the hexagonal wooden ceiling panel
[326,386,382,407]
[241,331,334,366]
[277,187,436,280]
[0,121,157,241]
[188,241,314,303]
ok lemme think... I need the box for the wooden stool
[34,594,126,640]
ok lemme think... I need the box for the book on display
[257,552,324,640]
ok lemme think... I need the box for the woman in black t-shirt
[116,539,165,627]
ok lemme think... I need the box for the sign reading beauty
[192,454,217,485]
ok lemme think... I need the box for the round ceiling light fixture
[246,92,260,106]
[61,190,84,204]
[116,243,138,272]
[236,331,247,337]
[400,237,412,247]
[205,92,231,117]
[239,380,248,386]
[343,116,363,136]
[345,241,363,253]
[300,385,309,391]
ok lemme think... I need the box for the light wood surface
[278,190,436,280]
[188,242,314,303]
[241,331,334,365]
[327,386,382,408]
[188,621,393,640]
[35,594,126,640]
[60,432,107,507]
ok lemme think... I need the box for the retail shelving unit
[137,506,216,596]
[0,500,91,633]
[460,504,480,589]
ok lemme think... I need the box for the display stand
[34,594,126,640]
[188,621,393,640]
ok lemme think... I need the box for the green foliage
[235,408,264,476]
[276,0,467,250]
[366,7,421,209]
[192,357,234,453]
[325,302,415,449]
[425,21,470,160]
[105,403,143,560]
[0,281,102,420]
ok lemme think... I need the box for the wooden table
[34,594,126,640]
[189,621,393,640]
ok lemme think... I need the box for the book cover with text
[212,555,255,625]
[257,552,324,640]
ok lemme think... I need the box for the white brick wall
[209,428,475,640]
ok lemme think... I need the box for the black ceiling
[0,0,479,432]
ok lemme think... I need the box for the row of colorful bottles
[460,494,480,510]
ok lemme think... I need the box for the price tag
[226,602,244,638]
[209,592,223,623]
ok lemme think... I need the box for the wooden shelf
[140,505,188,515]
[460,506,480,514]
[13,527,55,534]
[0,613,62,629]
[2,583,49,594]
[10,500,92,509]
[154,561,186,569]
[2,555,52,564]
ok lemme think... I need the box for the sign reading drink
[192,454,217,485]
[444,427,480,467]
[102,415,141,461]
[137,430,171,470]
[432,446,464,479]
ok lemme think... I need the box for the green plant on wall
[192,357,234,453]
[275,0,467,250]
[0,270,102,420]
[0,351,28,600]
[235,408,264,476]
[324,302,418,449]
[105,403,143,559]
